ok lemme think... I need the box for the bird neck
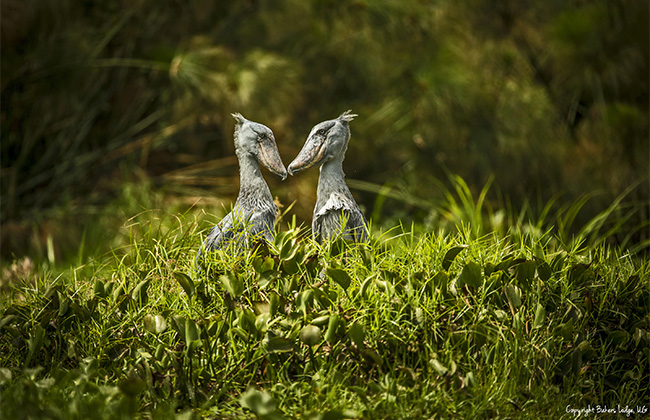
[317,158,350,201]
[236,151,272,203]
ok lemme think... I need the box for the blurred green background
[2,0,648,265]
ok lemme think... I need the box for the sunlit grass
[1,202,648,419]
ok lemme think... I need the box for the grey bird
[288,110,368,243]
[198,113,287,258]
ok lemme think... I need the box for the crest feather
[337,110,357,122]
[231,113,247,124]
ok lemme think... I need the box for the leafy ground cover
[1,210,648,419]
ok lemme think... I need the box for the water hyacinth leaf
[131,279,150,303]
[299,325,321,346]
[568,263,594,286]
[240,388,285,420]
[0,315,16,329]
[327,268,352,290]
[537,261,552,282]
[26,325,45,366]
[172,316,186,341]
[173,272,195,297]
[533,304,546,329]
[311,315,330,327]
[512,310,524,332]
[442,246,467,271]
[324,314,342,344]
[282,257,300,275]
[348,322,365,349]
[258,270,280,289]
[220,273,244,297]
[264,335,294,353]
[119,371,147,397]
[459,262,483,289]
[143,314,167,334]
[253,255,274,273]
[255,313,271,333]
[504,284,522,308]
[0,368,12,384]
[430,359,448,376]
[359,275,375,300]
[494,257,526,272]
[280,238,297,261]
[607,330,629,346]
[515,261,536,290]
[185,319,201,344]
[93,278,105,298]
[269,293,280,317]
[465,372,476,388]
[577,340,596,361]
[556,320,574,341]
[238,308,258,334]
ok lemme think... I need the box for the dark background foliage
[2,0,648,263]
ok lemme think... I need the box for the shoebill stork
[288,110,368,243]
[198,113,287,259]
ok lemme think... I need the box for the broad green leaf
[255,313,271,333]
[253,256,274,273]
[172,316,186,341]
[533,304,546,329]
[494,257,526,272]
[299,325,321,346]
[327,268,352,290]
[556,320,574,341]
[131,279,150,303]
[143,314,167,334]
[607,330,629,346]
[515,261,536,290]
[119,372,146,397]
[577,340,596,361]
[173,272,195,297]
[0,368,12,384]
[184,319,201,343]
[240,388,285,420]
[93,278,105,298]
[504,284,522,308]
[465,371,476,388]
[0,315,16,329]
[348,322,365,349]
[26,326,45,366]
[359,275,375,300]
[264,335,294,353]
[220,273,244,297]
[442,246,467,271]
[537,261,552,282]
[238,308,257,334]
[311,315,330,327]
[269,293,280,317]
[459,262,483,289]
[324,314,342,344]
[430,359,448,376]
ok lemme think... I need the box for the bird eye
[258,133,267,141]
[317,129,326,136]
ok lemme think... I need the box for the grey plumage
[198,113,287,259]
[288,110,368,243]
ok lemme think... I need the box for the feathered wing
[313,192,368,243]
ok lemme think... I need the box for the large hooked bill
[288,134,327,176]
[258,138,288,180]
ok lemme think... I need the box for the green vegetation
[1,201,648,418]
[2,0,648,264]
[1,1,648,418]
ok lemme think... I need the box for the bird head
[287,110,357,176]
[232,113,288,180]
